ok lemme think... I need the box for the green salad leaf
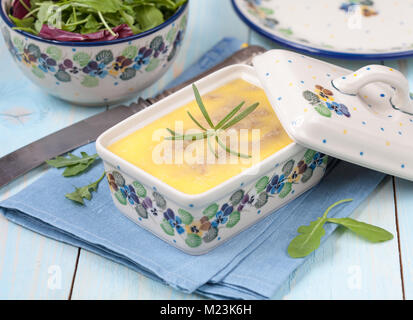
[10,0,187,37]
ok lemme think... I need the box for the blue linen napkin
[0,38,386,299]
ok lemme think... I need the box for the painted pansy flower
[120,185,140,205]
[185,217,211,236]
[150,36,168,58]
[133,47,153,70]
[82,61,108,79]
[164,209,185,234]
[326,101,351,117]
[22,49,37,66]
[141,197,159,216]
[360,5,377,17]
[267,174,286,194]
[211,204,234,228]
[237,193,254,212]
[109,56,133,76]
[309,153,327,170]
[314,85,334,102]
[38,53,57,73]
[107,173,118,192]
[288,161,308,183]
[59,59,80,74]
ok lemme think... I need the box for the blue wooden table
[0,0,412,300]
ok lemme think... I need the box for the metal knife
[0,45,266,188]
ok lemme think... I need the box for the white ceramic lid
[253,50,413,181]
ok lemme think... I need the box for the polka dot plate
[232,0,413,59]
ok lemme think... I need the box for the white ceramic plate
[232,0,413,59]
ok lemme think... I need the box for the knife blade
[0,45,266,189]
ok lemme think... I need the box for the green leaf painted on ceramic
[178,209,194,225]
[315,103,332,117]
[161,219,174,236]
[122,46,138,59]
[230,190,244,206]
[132,181,146,198]
[288,218,327,258]
[46,46,62,61]
[31,66,45,79]
[327,218,394,243]
[254,192,269,209]
[203,203,218,219]
[282,160,295,176]
[150,36,164,50]
[259,7,274,15]
[203,227,218,243]
[120,67,136,81]
[255,176,269,193]
[81,75,99,88]
[180,14,187,28]
[114,190,127,205]
[96,50,114,65]
[303,90,320,105]
[13,37,24,51]
[279,182,292,199]
[185,234,202,248]
[135,204,148,219]
[55,70,71,82]
[153,192,167,209]
[73,52,91,67]
[278,28,293,36]
[226,211,241,228]
[166,27,177,43]
[304,149,317,164]
[27,44,41,59]
[145,58,160,72]
[300,167,314,183]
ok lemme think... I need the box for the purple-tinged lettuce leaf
[39,24,134,42]
[11,0,31,19]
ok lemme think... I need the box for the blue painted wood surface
[0,0,411,299]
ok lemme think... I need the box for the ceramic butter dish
[97,50,413,255]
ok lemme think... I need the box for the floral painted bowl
[96,64,328,255]
[0,0,189,106]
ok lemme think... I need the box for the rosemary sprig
[166,84,259,159]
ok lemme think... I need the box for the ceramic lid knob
[332,65,413,115]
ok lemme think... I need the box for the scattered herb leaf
[326,218,394,243]
[288,199,394,258]
[46,152,98,177]
[65,172,105,205]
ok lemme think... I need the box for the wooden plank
[391,56,413,299]
[70,0,251,300]
[394,178,413,299]
[0,22,102,299]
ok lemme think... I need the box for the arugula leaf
[327,218,394,243]
[65,172,105,205]
[288,218,327,258]
[288,199,394,258]
[46,152,98,177]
